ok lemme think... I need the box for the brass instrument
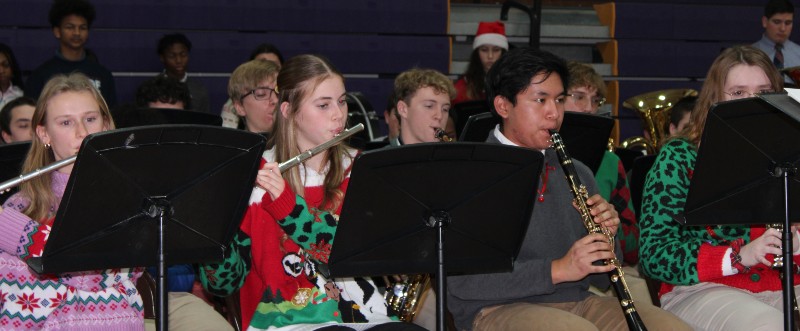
[550,130,648,331]
[434,128,453,142]
[0,124,364,194]
[384,274,432,322]
[767,223,800,331]
[618,89,697,154]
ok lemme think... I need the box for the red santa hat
[472,21,508,50]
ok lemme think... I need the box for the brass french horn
[617,89,697,154]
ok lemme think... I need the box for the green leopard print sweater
[639,138,750,286]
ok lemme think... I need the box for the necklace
[537,163,556,202]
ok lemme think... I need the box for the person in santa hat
[453,21,509,104]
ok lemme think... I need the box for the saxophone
[549,130,648,331]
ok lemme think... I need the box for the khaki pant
[471,295,691,331]
[144,292,233,331]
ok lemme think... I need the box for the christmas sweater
[594,150,639,265]
[0,171,144,330]
[639,138,800,297]
[200,148,395,330]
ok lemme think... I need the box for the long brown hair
[20,73,114,222]
[681,45,783,146]
[271,54,352,212]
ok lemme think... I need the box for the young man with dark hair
[156,33,210,113]
[26,0,117,106]
[754,0,799,83]
[445,47,691,331]
[135,75,192,110]
[0,96,35,143]
[668,95,696,137]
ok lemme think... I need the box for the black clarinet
[767,223,800,331]
[550,130,648,331]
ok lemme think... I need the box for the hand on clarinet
[584,194,620,235]
[256,162,285,201]
[551,232,616,284]
[741,227,783,267]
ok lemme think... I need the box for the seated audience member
[0,43,24,109]
[136,75,192,110]
[200,54,425,331]
[446,47,691,331]
[226,59,280,136]
[454,21,508,104]
[394,68,456,145]
[667,95,696,137]
[0,96,35,143]
[156,33,210,113]
[26,0,117,106]
[221,43,284,129]
[640,45,791,331]
[753,0,798,84]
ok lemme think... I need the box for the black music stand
[26,125,266,331]
[558,112,615,174]
[679,93,800,331]
[459,112,498,142]
[113,106,223,129]
[328,142,542,331]
[0,141,31,204]
[450,100,491,138]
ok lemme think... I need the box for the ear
[1,131,10,143]
[763,16,769,29]
[52,26,61,39]
[35,125,50,146]
[493,95,511,119]
[669,123,678,136]
[233,100,246,117]
[159,54,167,65]
[396,100,409,119]
[280,101,291,119]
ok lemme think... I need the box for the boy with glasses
[228,59,281,136]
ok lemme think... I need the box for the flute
[278,123,364,172]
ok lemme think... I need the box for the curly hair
[157,33,192,55]
[48,0,95,27]
[135,76,192,109]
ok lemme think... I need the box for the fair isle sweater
[200,148,395,331]
[0,171,144,330]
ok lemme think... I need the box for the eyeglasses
[723,89,774,100]
[566,93,606,108]
[241,86,278,102]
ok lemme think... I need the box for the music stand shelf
[28,125,266,331]
[681,93,800,331]
[329,142,543,331]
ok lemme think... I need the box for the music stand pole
[779,167,796,331]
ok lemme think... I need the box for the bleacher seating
[0,0,449,125]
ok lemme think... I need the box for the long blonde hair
[20,73,115,222]
[271,54,352,212]
[681,45,783,146]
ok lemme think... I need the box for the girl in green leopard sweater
[200,54,424,331]
[639,45,800,331]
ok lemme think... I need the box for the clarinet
[767,223,800,331]
[549,130,648,331]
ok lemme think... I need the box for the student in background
[0,96,35,143]
[156,33,210,113]
[0,43,25,110]
[221,43,284,129]
[26,0,117,106]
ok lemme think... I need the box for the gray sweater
[446,131,621,330]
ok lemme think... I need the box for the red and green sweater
[200,148,395,330]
